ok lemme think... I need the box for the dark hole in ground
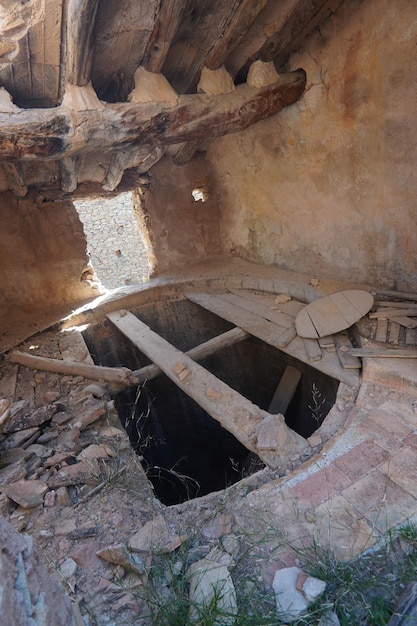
[83,297,339,505]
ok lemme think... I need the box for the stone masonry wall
[74,190,154,290]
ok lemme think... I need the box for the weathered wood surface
[66,0,101,86]
[186,292,292,348]
[389,321,401,344]
[255,0,341,66]
[59,156,79,192]
[132,327,249,383]
[302,337,322,362]
[349,348,417,358]
[107,310,308,468]
[0,71,306,161]
[203,0,270,71]
[233,0,341,78]
[186,292,359,387]
[369,309,417,319]
[2,163,27,197]
[143,0,188,72]
[375,319,388,343]
[220,292,295,328]
[230,289,304,317]
[387,316,417,330]
[7,350,138,386]
[387,581,417,625]
[295,291,374,338]
[334,334,361,369]
[268,365,301,415]
[375,301,417,309]
[374,290,417,302]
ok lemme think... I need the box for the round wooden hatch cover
[295,290,374,339]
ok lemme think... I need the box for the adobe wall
[0,192,95,313]
[206,0,417,291]
[140,153,221,274]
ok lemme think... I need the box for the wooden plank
[329,291,364,325]
[304,299,347,337]
[231,289,304,318]
[132,327,249,383]
[318,335,335,349]
[219,292,295,328]
[302,337,322,362]
[187,293,359,387]
[375,301,417,309]
[349,349,417,358]
[387,316,417,330]
[279,300,305,317]
[107,310,307,466]
[374,289,417,302]
[7,350,137,386]
[388,321,401,344]
[334,335,361,370]
[185,292,291,348]
[268,366,301,415]
[295,307,319,338]
[295,290,374,338]
[369,309,417,319]
[375,319,388,342]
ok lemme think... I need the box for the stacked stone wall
[74,191,153,290]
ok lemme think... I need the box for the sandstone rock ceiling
[0,0,342,196]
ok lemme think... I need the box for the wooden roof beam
[230,0,342,79]
[66,0,100,87]
[142,0,188,73]
[0,69,306,162]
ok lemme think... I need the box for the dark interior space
[83,298,339,504]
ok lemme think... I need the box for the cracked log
[7,350,138,387]
[0,70,305,162]
[66,0,100,86]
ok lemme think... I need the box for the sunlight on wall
[74,190,154,290]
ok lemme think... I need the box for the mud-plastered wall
[207,0,417,291]
[0,192,95,313]
[141,153,221,274]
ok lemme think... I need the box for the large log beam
[0,70,305,162]
[66,0,101,86]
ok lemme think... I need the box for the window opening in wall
[73,190,154,290]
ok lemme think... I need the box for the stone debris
[0,479,48,508]
[201,513,232,538]
[59,556,78,592]
[4,403,59,433]
[96,543,146,575]
[188,554,237,626]
[0,514,76,625]
[129,514,185,553]
[318,611,341,625]
[272,566,327,622]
